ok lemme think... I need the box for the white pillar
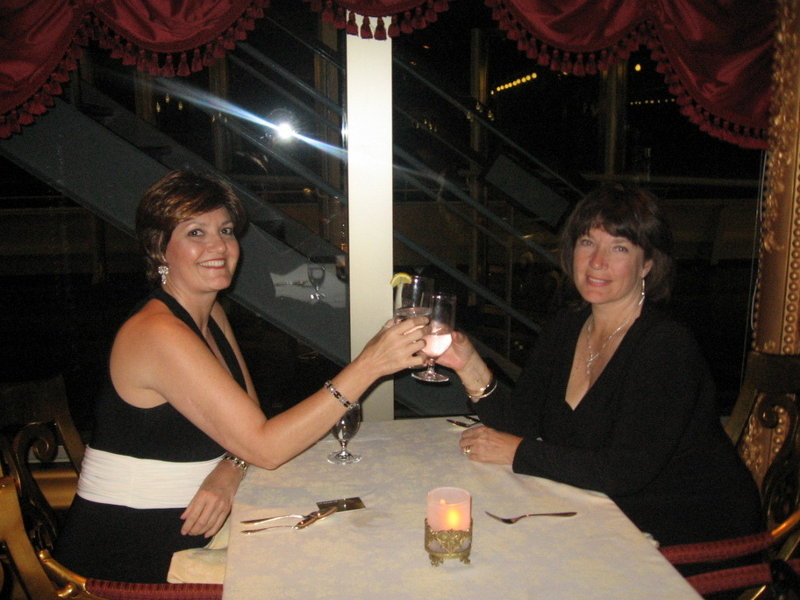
[346,31,394,420]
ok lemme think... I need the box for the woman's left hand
[459,425,522,465]
[180,460,243,537]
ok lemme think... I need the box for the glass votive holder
[424,487,472,566]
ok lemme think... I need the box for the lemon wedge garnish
[390,272,412,287]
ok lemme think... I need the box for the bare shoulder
[117,299,193,347]
[111,299,206,378]
[110,299,203,406]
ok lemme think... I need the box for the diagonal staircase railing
[1,12,590,414]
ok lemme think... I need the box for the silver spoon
[241,506,337,534]
[485,510,577,524]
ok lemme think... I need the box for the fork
[485,510,577,523]
[240,513,305,525]
[240,506,338,534]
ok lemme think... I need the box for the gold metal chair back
[0,374,85,470]
[726,351,800,530]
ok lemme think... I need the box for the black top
[90,289,243,462]
[475,305,761,545]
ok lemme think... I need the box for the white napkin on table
[167,516,230,583]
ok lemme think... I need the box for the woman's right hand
[352,317,429,378]
[437,332,493,398]
[436,330,477,372]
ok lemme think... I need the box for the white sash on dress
[77,446,224,509]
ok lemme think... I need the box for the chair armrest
[660,532,774,565]
[685,558,800,597]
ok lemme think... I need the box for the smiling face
[162,207,239,294]
[572,227,652,309]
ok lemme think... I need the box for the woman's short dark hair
[136,170,248,284]
[559,183,675,303]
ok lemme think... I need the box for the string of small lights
[490,72,538,95]
[629,98,676,106]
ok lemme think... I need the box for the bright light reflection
[156,78,346,160]
[154,79,450,187]
[275,121,296,140]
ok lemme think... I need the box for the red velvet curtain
[0,0,775,149]
[299,0,776,149]
[486,0,775,148]
[0,0,267,138]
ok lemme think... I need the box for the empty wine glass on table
[413,293,456,383]
[307,262,326,303]
[327,403,362,464]
[394,275,434,322]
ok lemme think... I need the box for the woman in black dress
[439,184,761,546]
[54,170,428,581]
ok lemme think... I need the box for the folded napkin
[167,517,230,583]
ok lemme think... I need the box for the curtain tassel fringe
[374,17,387,40]
[360,16,373,38]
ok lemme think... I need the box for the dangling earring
[639,278,646,306]
[158,265,169,286]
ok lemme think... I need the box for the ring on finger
[462,445,472,456]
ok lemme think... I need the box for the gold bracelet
[466,375,497,401]
[223,453,248,473]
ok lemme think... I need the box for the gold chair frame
[0,375,85,551]
[726,351,800,531]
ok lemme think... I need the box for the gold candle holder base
[424,519,472,566]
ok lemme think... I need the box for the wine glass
[307,262,326,302]
[412,293,456,383]
[327,403,362,464]
[335,254,348,283]
[394,275,434,322]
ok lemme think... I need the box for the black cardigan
[475,305,761,545]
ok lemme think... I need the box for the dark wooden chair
[0,476,223,600]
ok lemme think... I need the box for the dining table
[222,417,701,599]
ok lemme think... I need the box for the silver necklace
[585,315,633,376]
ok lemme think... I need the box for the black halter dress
[54,289,246,582]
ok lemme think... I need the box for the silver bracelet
[324,380,357,411]
[223,453,248,473]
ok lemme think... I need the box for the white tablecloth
[223,418,700,599]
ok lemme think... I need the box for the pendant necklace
[585,314,633,376]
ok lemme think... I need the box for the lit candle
[426,487,471,531]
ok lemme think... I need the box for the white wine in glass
[413,293,456,383]
[394,275,433,322]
